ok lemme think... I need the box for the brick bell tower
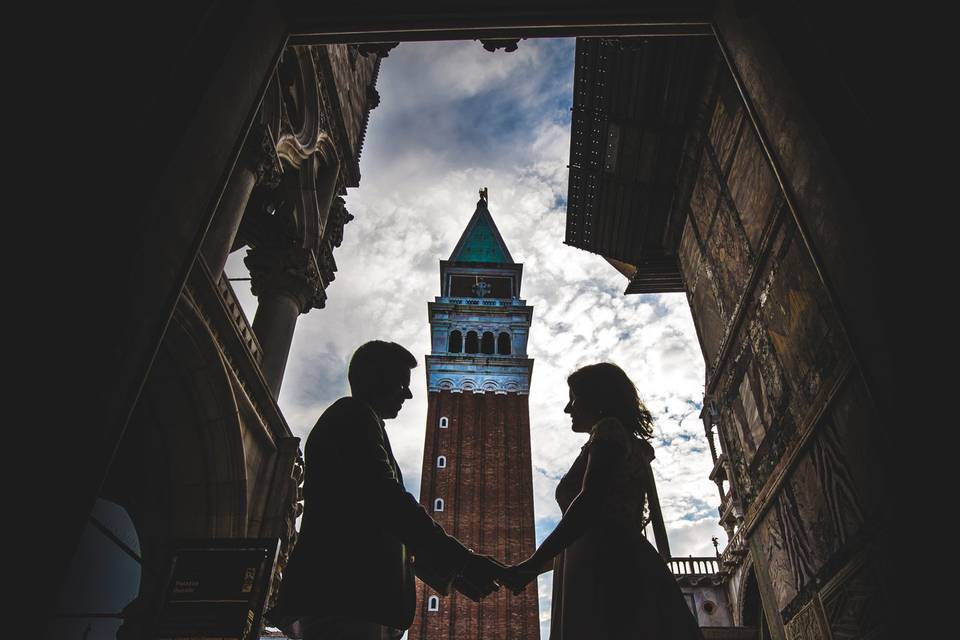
[408,189,540,640]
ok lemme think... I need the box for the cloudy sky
[228,38,724,638]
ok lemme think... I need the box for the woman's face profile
[564,386,600,433]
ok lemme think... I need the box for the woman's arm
[505,438,620,591]
[527,439,618,566]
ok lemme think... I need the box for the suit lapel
[381,427,405,490]
[363,400,405,490]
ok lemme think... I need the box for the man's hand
[501,558,540,595]
[454,552,507,602]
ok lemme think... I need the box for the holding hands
[454,552,508,602]
[454,551,544,601]
[501,557,540,595]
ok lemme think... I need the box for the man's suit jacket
[270,396,469,630]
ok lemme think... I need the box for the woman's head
[564,362,654,440]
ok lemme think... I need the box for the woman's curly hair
[567,362,654,440]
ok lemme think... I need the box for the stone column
[202,124,283,279]
[246,245,326,397]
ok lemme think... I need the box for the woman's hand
[502,558,541,594]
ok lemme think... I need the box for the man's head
[348,341,417,419]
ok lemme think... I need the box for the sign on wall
[155,538,280,640]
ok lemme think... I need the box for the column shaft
[202,164,257,279]
[252,292,301,397]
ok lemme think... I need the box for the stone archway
[98,293,250,638]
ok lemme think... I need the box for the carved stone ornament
[245,244,327,313]
[253,124,283,189]
[480,38,520,52]
[785,594,830,640]
[357,42,399,57]
[325,196,353,249]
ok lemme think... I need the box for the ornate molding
[275,132,317,170]
[183,259,292,446]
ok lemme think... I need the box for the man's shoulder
[319,396,376,422]
[306,397,378,443]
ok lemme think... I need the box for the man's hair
[348,340,418,394]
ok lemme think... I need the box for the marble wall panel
[687,250,726,368]
[706,199,754,310]
[784,595,830,640]
[689,146,722,234]
[755,505,800,611]
[708,77,746,174]
[759,222,846,423]
[821,556,885,640]
[727,128,780,254]
[823,376,884,521]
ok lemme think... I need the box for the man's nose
[404,387,413,400]
[563,402,571,414]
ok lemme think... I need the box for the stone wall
[676,31,887,639]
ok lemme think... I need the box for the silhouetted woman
[504,363,704,640]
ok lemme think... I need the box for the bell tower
[408,189,540,640]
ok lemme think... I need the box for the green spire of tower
[449,188,514,264]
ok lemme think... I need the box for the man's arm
[336,401,470,576]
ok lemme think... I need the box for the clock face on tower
[471,279,492,297]
[450,275,513,298]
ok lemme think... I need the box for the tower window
[465,331,479,354]
[439,416,448,428]
[428,596,439,612]
[449,330,463,353]
[434,498,444,512]
[437,455,447,468]
[481,331,495,354]
[498,332,512,355]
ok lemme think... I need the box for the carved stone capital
[245,244,327,313]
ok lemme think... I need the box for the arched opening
[465,331,479,354]
[52,297,250,639]
[433,498,444,512]
[439,416,448,428]
[742,566,772,639]
[481,331,495,354]
[427,595,440,612]
[50,499,142,640]
[437,455,447,468]
[449,330,463,353]
[497,331,511,355]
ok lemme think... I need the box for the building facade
[49,43,387,639]
[565,35,888,640]
[407,192,540,640]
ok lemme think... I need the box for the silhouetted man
[268,341,504,639]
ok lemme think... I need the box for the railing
[443,297,526,307]
[720,527,748,568]
[668,556,720,576]
[216,272,263,364]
